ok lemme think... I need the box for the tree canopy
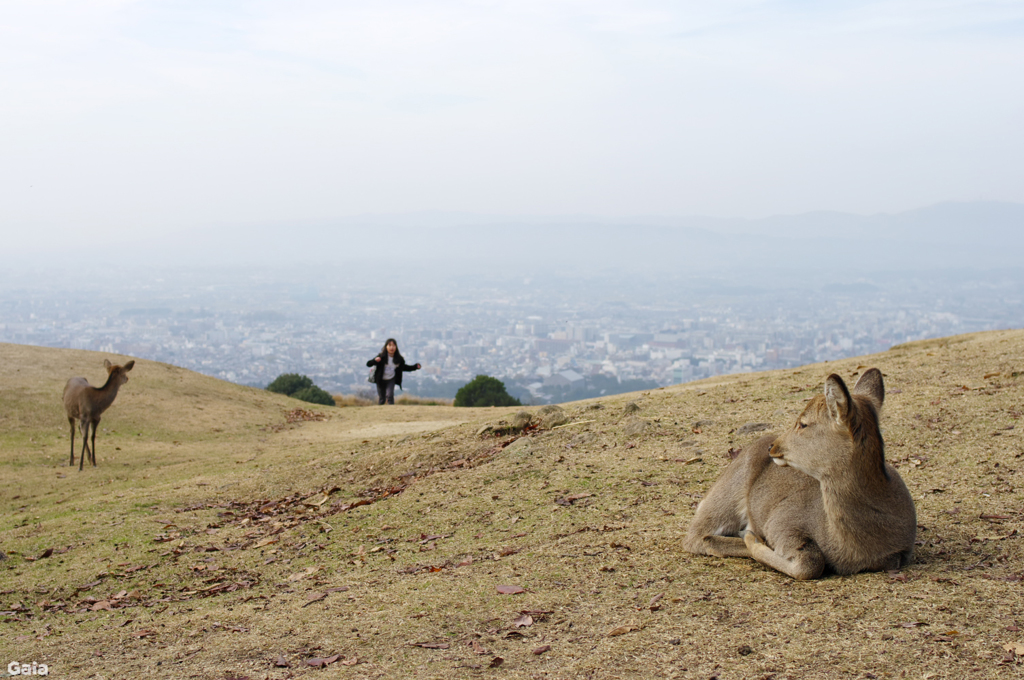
[266,373,313,395]
[266,373,334,406]
[290,385,335,406]
[453,375,521,407]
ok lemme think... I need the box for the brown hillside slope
[1,332,1022,679]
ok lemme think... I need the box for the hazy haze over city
[2,2,1022,400]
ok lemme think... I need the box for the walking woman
[367,338,421,405]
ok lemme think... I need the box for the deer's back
[743,434,916,575]
[743,436,824,539]
[63,377,93,418]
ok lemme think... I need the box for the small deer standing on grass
[684,368,916,580]
[63,359,135,471]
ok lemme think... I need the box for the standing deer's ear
[852,367,884,411]
[124,360,135,371]
[824,374,852,426]
[104,359,113,371]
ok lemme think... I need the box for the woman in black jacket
[367,338,421,405]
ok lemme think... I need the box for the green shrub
[291,385,336,406]
[454,375,521,407]
[266,373,334,406]
[266,373,313,395]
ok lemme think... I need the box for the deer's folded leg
[745,531,825,581]
[703,535,752,558]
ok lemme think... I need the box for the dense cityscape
[1,265,1020,404]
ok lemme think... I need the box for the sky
[2,1,1023,251]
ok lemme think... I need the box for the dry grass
[1,332,1023,679]
[333,394,454,408]
[333,394,377,407]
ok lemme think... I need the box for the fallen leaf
[273,656,290,668]
[456,558,473,567]
[411,642,450,649]
[608,623,640,637]
[496,585,526,595]
[489,657,504,668]
[306,654,341,667]
[418,534,447,544]
[287,566,319,582]
[37,548,53,560]
[90,600,113,612]
[1004,642,1024,656]
[512,614,534,628]
[302,592,327,607]
[471,640,489,655]
[533,645,551,655]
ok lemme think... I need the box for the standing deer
[63,359,135,471]
[684,368,916,579]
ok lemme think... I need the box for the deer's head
[104,359,135,387]
[768,368,886,481]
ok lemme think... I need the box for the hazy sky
[3,1,1023,247]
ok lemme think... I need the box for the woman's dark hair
[380,338,404,364]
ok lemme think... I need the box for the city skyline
[3,259,1019,404]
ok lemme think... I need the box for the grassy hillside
[1,334,1022,678]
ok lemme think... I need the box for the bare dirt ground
[1,333,1022,679]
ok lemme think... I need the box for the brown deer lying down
[684,368,916,580]
[63,359,135,471]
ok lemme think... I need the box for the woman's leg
[385,379,396,405]
[376,380,387,405]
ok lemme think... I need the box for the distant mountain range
[191,200,1023,276]
[13,201,1024,282]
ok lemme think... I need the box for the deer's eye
[797,421,808,430]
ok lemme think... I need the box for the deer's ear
[824,374,852,426]
[124,360,135,371]
[852,368,884,411]
[104,359,113,371]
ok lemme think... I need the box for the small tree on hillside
[266,373,335,407]
[291,385,336,406]
[454,375,521,407]
[267,373,313,395]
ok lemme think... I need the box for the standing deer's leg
[68,417,76,467]
[79,420,90,471]
[89,419,98,466]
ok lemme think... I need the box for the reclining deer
[63,359,134,471]
[684,368,916,579]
